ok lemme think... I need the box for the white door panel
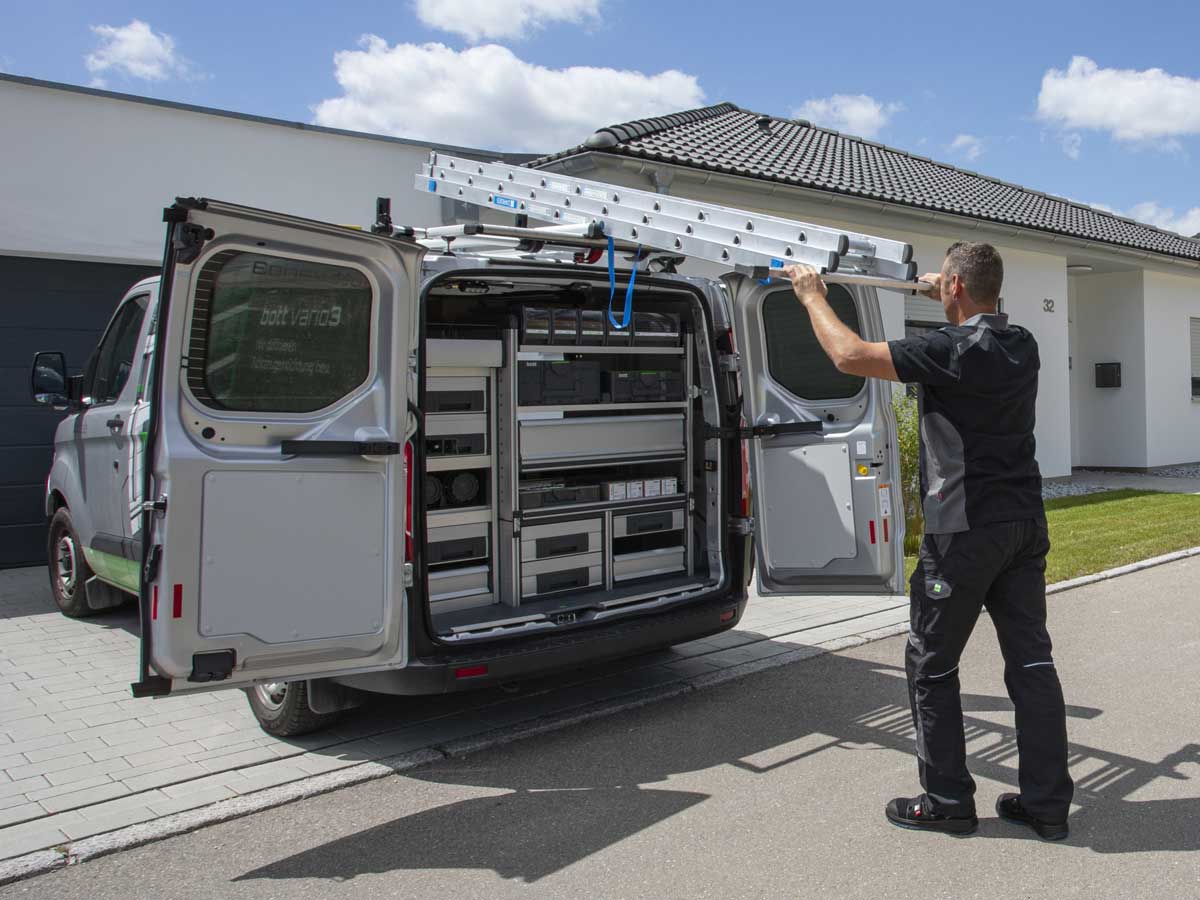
[138,199,424,694]
[725,274,905,597]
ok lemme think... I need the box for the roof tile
[533,103,1200,262]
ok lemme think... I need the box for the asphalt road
[5,557,1199,899]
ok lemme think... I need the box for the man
[783,242,1073,839]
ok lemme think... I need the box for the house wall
[0,78,456,265]
[576,161,1074,476]
[1068,271,1148,468]
[1143,270,1200,466]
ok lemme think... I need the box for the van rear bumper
[332,589,747,697]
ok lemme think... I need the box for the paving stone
[44,757,132,786]
[38,780,131,814]
[25,775,115,804]
[224,763,310,796]
[3,752,95,783]
[146,784,238,818]
[0,820,69,860]
[87,735,168,763]
[0,777,50,802]
[0,802,43,828]
[122,763,211,793]
[57,805,157,840]
[22,737,110,765]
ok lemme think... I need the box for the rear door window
[187,251,373,413]
[762,284,864,401]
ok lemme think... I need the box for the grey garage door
[1,256,158,568]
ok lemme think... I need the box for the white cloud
[948,133,984,161]
[791,94,902,139]
[313,37,704,152]
[1125,201,1200,237]
[84,20,190,86]
[1037,56,1200,144]
[413,0,602,42]
[1060,132,1082,160]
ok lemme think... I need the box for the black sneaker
[995,793,1069,841]
[885,795,978,835]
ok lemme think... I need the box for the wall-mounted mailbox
[1095,362,1122,389]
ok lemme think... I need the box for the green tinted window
[762,284,865,401]
[190,251,372,412]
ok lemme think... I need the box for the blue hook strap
[607,235,640,330]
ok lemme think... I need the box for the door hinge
[729,517,755,536]
[403,562,414,588]
[172,222,215,265]
[142,543,162,585]
[142,495,167,515]
[718,353,741,373]
[704,421,823,440]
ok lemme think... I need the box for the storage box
[644,478,662,498]
[521,552,603,598]
[661,477,678,496]
[518,360,603,405]
[518,480,602,509]
[604,481,627,501]
[613,507,685,538]
[521,307,551,344]
[605,370,684,403]
[626,480,645,499]
[427,522,489,566]
[633,311,682,344]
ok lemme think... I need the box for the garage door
[0,256,158,568]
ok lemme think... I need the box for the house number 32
[1043,298,1056,313]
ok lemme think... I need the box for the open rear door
[725,274,905,596]
[135,199,423,695]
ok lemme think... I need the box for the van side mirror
[31,351,70,409]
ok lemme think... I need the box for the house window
[1191,317,1200,400]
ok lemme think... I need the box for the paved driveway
[3,555,1197,899]
[0,566,907,861]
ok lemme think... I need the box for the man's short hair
[944,241,1003,305]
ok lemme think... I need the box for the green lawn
[903,489,1200,585]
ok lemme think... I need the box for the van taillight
[404,440,414,563]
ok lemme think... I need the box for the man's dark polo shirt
[888,312,1044,534]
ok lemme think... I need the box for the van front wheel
[245,681,342,737]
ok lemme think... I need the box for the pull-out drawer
[427,522,489,566]
[429,565,490,601]
[519,414,684,463]
[427,376,487,414]
[613,507,685,538]
[613,546,686,582]
[521,552,603,598]
[520,517,602,562]
[425,413,488,457]
[427,339,503,369]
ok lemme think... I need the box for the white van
[31,199,905,735]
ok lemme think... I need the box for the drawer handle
[629,512,673,534]
[539,570,588,593]
[536,534,588,557]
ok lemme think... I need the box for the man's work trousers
[906,518,1074,821]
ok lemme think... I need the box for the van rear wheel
[48,508,96,618]
[245,681,342,737]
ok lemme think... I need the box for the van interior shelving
[420,274,724,638]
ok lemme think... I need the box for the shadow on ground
[234,646,1200,885]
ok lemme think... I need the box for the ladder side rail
[424,153,913,265]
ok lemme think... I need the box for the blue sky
[5,0,1200,235]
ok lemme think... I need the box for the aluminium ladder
[411,152,928,294]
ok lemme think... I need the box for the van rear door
[725,274,906,596]
[136,199,423,694]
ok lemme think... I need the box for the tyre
[244,680,342,737]
[47,508,97,618]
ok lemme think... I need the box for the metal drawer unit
[427,522,489,566]
[425,338,503,615]
[518,413,684,465]
[428,565,493,613]
[520,552,603,599]
[520,517,602,562]
[612,546,686,583]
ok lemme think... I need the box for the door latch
[704,421,823,440]
[718,353,741,373]
[729,517,755,536]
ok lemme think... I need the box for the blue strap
[607,236,640,330]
